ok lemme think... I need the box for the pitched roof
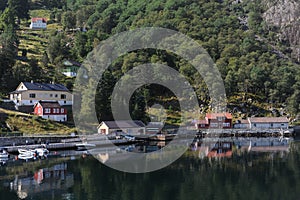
[249,117,289,123]
[22,82,69,92]
[99,120,145,129]
[63,60,81,67]
[31,18,47,23]
[34,101,61,108]
[206,112,232,119]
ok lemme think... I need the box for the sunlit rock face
[262,0,300,62]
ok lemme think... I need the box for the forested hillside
[1,0,300,123]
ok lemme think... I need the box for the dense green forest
[1,0,300,123]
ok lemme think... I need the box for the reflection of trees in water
[1,144,300,200]
[73,143,300,200]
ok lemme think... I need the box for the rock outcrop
[262,0,300,62]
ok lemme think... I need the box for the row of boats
[0,147,49,162]
[17,148,49,160]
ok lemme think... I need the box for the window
[61,94,66,99]
[29,93,36,98]
[271,123,273,127]
[53,108,60,114]
[223,123,230,127]
[223,143,230,148]
[61,108,64,113]
[210,123,218,128]
[30,100,32,103]
[254,123,256,127]
[45,108,50,113]
[50,94,53,97]
[55,94,58,98]
[64,101,66,104]
[217,117,224,121]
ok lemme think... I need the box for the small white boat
[34,148,49,157]
[76,143,96,151]
[18,149,34,155]
[18,147,49,159]
[18,153,35,160]
[0,149,9,159]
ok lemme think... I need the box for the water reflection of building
[236,137,291,153]
[9,163,74,199]
[196,141,233,159]
[194,137,292,159]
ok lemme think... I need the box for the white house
[248,117,289,129]
[97,120,146,135]
[30,18,47,29]
[10,81,73,107]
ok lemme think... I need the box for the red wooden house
[34,101,67,122]
[195,112,232,129]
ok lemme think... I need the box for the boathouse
[33,101,67,122]
[196,112,233,129]
[248,117,289,129]
[97,120,146,135]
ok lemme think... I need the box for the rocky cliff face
[262,0,300,62]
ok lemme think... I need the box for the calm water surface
[0,138,300,200]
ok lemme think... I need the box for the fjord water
[1,141,300,200]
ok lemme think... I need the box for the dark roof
[100,120,145,129]
[249,117,289,123]
[22,82,69,92]
[63,60,81,67]
[34,101,61,108]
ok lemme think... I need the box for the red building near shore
[33,101,67,122]
[196,112,232,129]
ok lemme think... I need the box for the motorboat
[18,147,49,160]
[18,153,35,160]
[34,148,49,158]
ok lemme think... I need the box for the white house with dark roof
[61,60,81,77]
[248,117,289,129]
[10,81,73,107]
[97,120,146,135]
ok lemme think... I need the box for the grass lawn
[0,108,76,135]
